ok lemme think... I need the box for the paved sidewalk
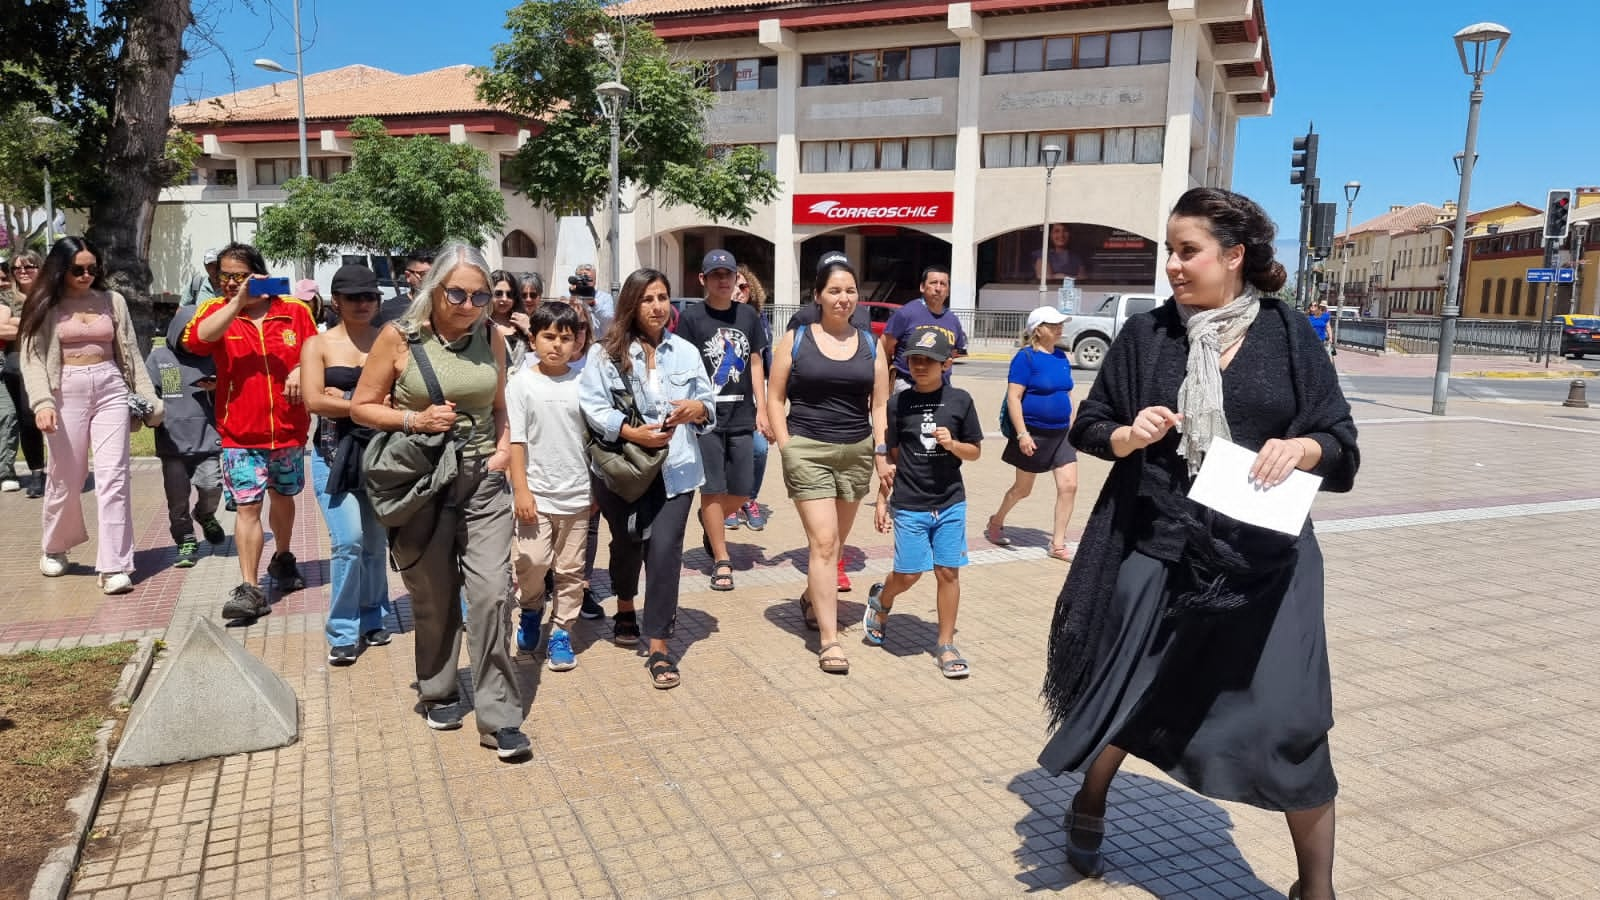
[7,376,1600,899]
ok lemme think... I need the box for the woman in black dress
[1038,188,1359,900]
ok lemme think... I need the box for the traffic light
[1290,132,1319,188]
[1311,203,1336,258]
[1544,189,1572,242]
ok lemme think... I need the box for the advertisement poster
[989,222,1157,287]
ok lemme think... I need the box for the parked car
[1055,293,1164,369]
[858,300,903,337]
[1553,314,1600,359]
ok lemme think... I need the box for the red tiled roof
[171,65,509,126]
[1340,204,1451,240]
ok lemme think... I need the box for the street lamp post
[1332,180,1360,356]
[1038,143,1062,306]
[596,81,631,300]
[29,115,59,247]
[1433,22,1510,416]
[255,0,309,277]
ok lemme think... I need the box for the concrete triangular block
[112,618,298,767]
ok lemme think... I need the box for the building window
[213,166,238,187]
[1479,279,1491,315]
[985,27,1172,74]
[1509,278,1521,316]
[800,136,957,173]
[1494,278,1506,315]
[502,230,537,258]
[803,44,959,86]
[253,156,346,186]
[709,58,778,91]
[982,127,1164,167]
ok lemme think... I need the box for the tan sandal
[1048,544,1073,563]
[817,640,849,674]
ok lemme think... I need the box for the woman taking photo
[579,268,713,689]
[985,306,1078,561]
[302,264,393,666]
[350,242,529,761]
[1038,188,1359,900]
[19,237,162,594]
[766,257,889,674]
[3,251,47,497]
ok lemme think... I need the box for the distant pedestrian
[20,237,163,595]
[301,264,393,667]
[579,268,715,689]
[879,265,967,394]
[2,251,47,497]
[350,242,530,760]
[766,255,890,674]
[728,264,771,531]
[1038,187,1359,900]
[985,306,1079,561]
[182,248,222,306]
[488,268,531,368]
[571,263,615,337]
[864,324,983,678]
[1307,302,1331,354]
[145,306,225,570]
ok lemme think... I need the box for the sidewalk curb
[1461,370,1589,380]
[30,637,159,900]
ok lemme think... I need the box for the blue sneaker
[741,501,767,531]
[516,608,542,654]
[723,512,741,530]
[546,627,576,671]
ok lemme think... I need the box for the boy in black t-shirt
[866,324,984,679]
[673,250,770,591]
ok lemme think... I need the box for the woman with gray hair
[350,241,529,761]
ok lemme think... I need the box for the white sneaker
[98,572,134,595]
[0,478,19,492]
[40,553,68,577]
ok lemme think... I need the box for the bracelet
[402,411,414,434]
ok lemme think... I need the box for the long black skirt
[1038,534,1337,812]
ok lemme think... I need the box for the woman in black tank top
[766,259,890,675]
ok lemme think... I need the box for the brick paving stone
[28,378,1600,897]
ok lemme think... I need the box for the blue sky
[177,0,1595,238]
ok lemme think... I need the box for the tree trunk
[85,0,192,349]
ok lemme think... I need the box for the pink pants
[43,361,134,574]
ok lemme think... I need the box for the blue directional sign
[1557,268,1576,283]
[1526,268,1555,283]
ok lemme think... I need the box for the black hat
[330,264,380,297]
[701,249,737,275]
[817,251,851,272]
[903,324,954,362]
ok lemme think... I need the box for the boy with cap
[673,249,769,592]
[864,323,984,679]
[147,307,226,568]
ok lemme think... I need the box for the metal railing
[1385,317,1561,358]
[1333,320,1386,353]
[768,304,1031,353]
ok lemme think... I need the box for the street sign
[1557,268,1576,283]
[1527,268,1555,282]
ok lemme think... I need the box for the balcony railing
[1333,317,1565,358]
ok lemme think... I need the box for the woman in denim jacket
[579,267,715,689]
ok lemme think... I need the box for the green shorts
[780,435,874,503]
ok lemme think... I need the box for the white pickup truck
[1055,292,1164,369]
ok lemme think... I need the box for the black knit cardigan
[1041,297,1360,728]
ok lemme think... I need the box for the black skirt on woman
[1001,426,1076,474]
[1037,535,1337,811]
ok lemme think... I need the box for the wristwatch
[873,443,888,456]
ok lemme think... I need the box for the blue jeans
[751,430,769,503]
[311,452,393,648]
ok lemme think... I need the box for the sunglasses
[493,289,515,298]
[218,272,251,284]
[444,288,493,308]
[12,263,39,272]
[340,294,381,304]
[70,264,102,278]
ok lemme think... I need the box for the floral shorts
[220,447,306,506]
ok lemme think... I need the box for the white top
[506,365,591,516]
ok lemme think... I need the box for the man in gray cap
[182,248,223,306]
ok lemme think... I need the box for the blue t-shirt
[884,298,968,382]
[1307,311,1331,341]
[1008,346,1074,430]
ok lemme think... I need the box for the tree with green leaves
[254,117,507,266]
[477,0,780,241]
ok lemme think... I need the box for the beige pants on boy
[513,512,590,631]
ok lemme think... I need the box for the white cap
[202,248,220,264]
[1026,306,1070,333]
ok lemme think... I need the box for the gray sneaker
[221,583,269,620]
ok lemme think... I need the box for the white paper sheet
[1187,437,1322,536]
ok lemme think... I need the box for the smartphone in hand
[248,276,292,297]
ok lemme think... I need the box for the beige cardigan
[20,290,164,427]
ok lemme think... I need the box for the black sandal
[645,651,680,689]
[710,560,735,592]
[612,609,640,646]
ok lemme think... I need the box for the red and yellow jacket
[183,296,317,450]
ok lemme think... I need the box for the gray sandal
[933,643,969,679]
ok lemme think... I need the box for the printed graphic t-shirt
[885,385,983,511]
[673,301,768,433]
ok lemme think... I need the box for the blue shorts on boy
[892,501,969,573]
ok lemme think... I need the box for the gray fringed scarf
[1174,288,1260,476]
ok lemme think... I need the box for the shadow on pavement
[1009,767,1279,897]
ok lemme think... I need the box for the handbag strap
[407,335,447,407]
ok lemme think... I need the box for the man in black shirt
[673,250,770,591]
[865,324,984,679]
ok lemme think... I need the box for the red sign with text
[793,192,954,226]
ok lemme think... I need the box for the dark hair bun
[1171,187,1284,294]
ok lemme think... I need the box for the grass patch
[130,425,155,458]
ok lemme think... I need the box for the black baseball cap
[330,264,380,297]
[817,251,851,271]
[701,249,737,275]
[903,324,955,362]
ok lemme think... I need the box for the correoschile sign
[792,192,955,226]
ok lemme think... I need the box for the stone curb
[29,637,159,900]
[1461,370,1588,379]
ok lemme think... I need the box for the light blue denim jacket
[579,337,716,498]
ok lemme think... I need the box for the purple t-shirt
[884,298,968,382]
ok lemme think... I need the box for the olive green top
[394,321,499,457]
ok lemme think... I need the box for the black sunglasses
[70,264,101,278]
[444,288,493,308]
[493,289,515,298]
